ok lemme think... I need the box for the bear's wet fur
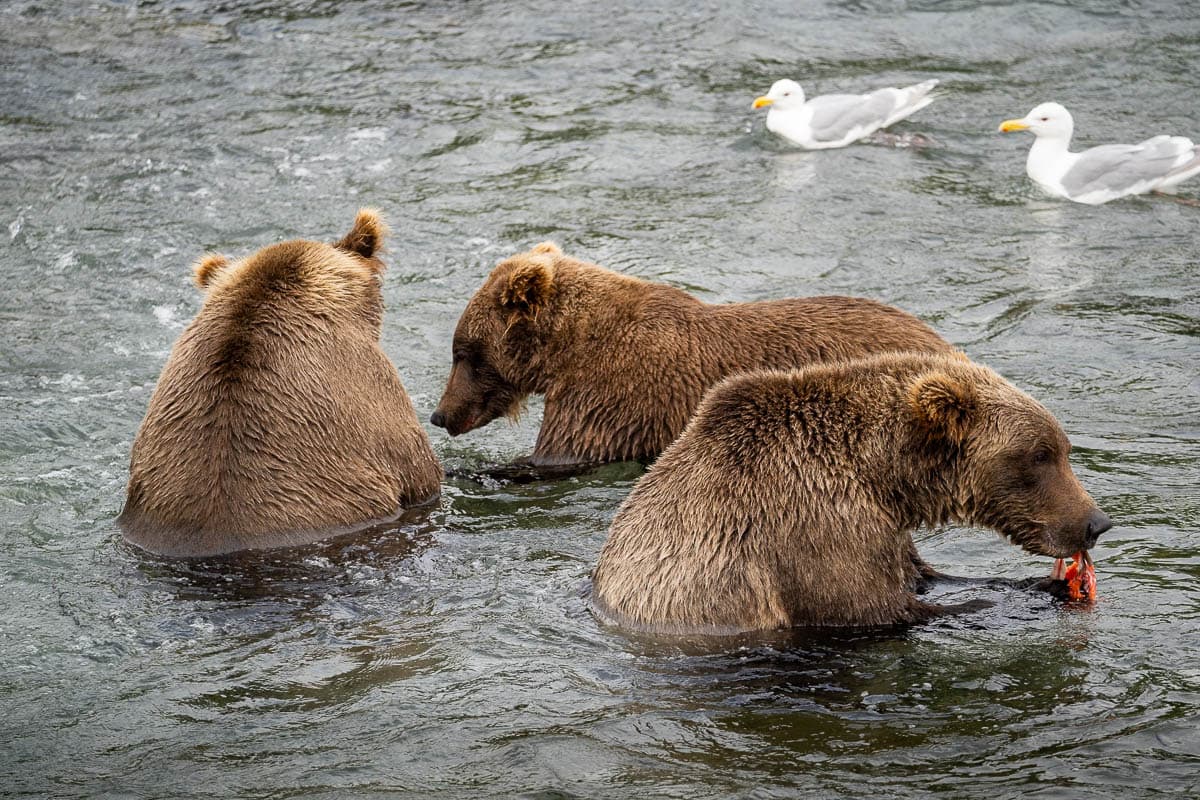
[432,243,955,467]
[591,352,1112,634]
[119,209,442,557]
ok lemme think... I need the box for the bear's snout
[1084,508,1112,548]
[430,403,479,436]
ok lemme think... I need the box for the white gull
[752,78,939,150]
[999,102,1200,205]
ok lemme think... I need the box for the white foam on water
[152,305,180,329]
[348,127,388,141]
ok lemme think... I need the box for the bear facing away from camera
[590,352,1112,634]
[119,210,441,557]
[431,242,954,467]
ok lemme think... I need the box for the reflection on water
[1,0,1198,797]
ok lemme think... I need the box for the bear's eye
[1031,448,1053,466]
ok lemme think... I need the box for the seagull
[751,78,939,150]
[999,102,1200,205]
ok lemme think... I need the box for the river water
[2,1,1198,797]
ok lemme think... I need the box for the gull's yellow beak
[753,96,773,109]
[999,118,1029,133]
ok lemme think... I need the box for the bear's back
[703,294,953,374]
[120,217,442,557]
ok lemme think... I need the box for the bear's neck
[887,427,970,531]
[516,274,709,464]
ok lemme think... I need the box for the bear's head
[192,208,390,331]
[431,242,562,436]
[907,362,1112,559]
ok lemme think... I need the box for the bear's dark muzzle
[430,409,447,429]
[1084,509,1112,548]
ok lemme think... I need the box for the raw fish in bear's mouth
[1050,550,1097,602]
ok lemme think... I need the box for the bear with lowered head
[591,351,1112,634]
[432,243,955,467]
[119,210,442,557]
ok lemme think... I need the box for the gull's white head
[753,79,806,111]
[999,102,1074,140]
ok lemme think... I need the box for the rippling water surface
[2,1,1198,797]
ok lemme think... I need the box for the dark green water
[2,1,1198,797]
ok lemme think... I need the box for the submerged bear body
[432,243,954,466]
[591,352,1112,634]
[119,210,442,557]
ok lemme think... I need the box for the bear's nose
[430,410,447,429]
[1084,509,1112,548]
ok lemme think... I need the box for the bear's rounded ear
[529,241,562,256]
[499,255,555,320]
[193,252,230,290]
[909,371,976,443]
[335,208,389,263]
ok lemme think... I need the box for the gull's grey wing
[1062,137,1189,197]
[807,90,899,142]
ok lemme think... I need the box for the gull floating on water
[751,78,939,149]
[999,102,1200,205]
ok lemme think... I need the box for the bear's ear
[909,371,976,443]
[335,208,389,262]
[529,241,562,256]
[193,252,230,290]
[499,256,555,320]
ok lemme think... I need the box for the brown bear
[431,243,955,467]
[590,352,1112,634]
[119,209,442,557]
